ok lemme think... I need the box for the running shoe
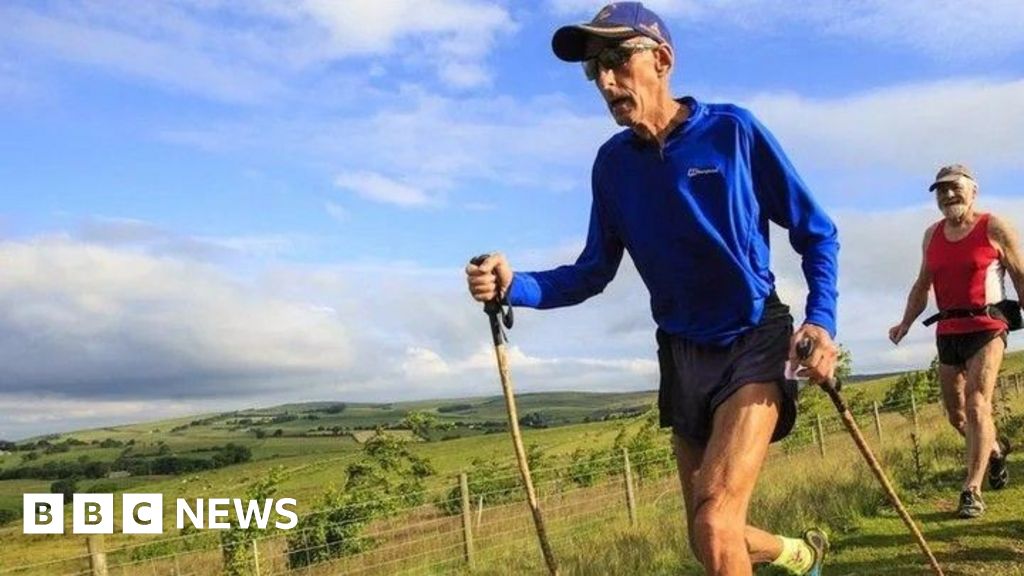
[988,437,1010,490]
[802,528,829,575]
[957,489,985,518]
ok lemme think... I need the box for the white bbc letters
[123,494,163,534]
[207,498,231,529]
[22,494,64,534]
[73,493,114,534]
[24,493,300,534]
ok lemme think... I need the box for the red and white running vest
[926,213,1007,335]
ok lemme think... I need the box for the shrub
[50,478,78,503]
[0,508,18,526]
[287,431,435,569]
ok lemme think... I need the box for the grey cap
[929,164,975,191]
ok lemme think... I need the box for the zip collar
[628,96,704,152]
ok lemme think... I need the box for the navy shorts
[936,330,1007,367]
[656,295,798,445]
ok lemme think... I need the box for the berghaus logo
[22,493,298,534]
[687,166,720,177]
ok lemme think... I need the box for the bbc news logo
[23,494,298,534]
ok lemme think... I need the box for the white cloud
[334,171,437,208]
[818,0,1024,61]
[297,0,513,57]
[401,346,452,378]
[76,216,309,261]
[0,238,352,400]
[0,0,516,101]
[749,78,1024,178]
[159,89,614,210]
[439,61,492,89]
[299,0,515,89]
[0,4,283,104]
[0,394,260,440]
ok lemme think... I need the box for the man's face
[934,177,976,221]
[585,37,666,128]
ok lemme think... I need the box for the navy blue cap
[552,2,673,62]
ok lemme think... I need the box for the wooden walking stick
[798,339,943,576]
[470,255,560,576]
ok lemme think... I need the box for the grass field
[1,353,1023,574]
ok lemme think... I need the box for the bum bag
[922,299,1022,331]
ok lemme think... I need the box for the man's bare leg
[673,435,782,565]
[940,356,1003,470]
[939,364,967,436]
[672,381,785,575]
[963,336,1005,492]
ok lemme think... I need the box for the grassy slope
[820,365,1024,576]
[466,392,1024,576]
[2,353,1024,573]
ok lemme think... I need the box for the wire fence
[2,371,1022,576]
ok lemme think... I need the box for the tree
[401,411,448,441]
[568,447,613,487]
[50,478,78,504]
[0,508,17,526]
[519,412,550,429]
[883,363,940,418]
[287,430,435,569]
[221,469,282,576]
[436,457,523,516]
[213,443,252,466]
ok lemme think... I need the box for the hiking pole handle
[470,254,513,345]
[796,337,846,411]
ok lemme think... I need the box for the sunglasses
[582,43,659,81]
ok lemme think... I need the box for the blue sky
[1,0,1023,439]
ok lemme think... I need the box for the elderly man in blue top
[466,3,839,575]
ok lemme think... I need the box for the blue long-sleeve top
[507,98,839,346]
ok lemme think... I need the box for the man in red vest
[889,164,1024,518]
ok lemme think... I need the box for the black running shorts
[656,295,798,445]
[936,330,1007,367]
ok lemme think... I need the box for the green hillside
[1,350,1022,574]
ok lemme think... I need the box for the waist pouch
[922,299,1022,331]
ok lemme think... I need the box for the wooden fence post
[252,539,261,576]
[623,448,637,527]
[476,495,484,528]
[460,472,475,568]
[872,399,880,444]
[87,535,109,576]
[1014,373,1021,396]
[815,414,826,458]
